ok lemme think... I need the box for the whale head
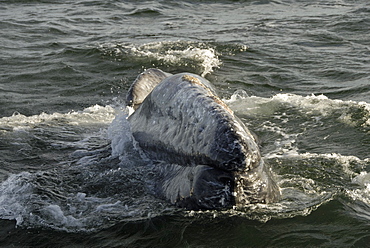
[126,69,280,210]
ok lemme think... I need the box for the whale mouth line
[155,163,236,210]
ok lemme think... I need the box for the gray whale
[126,68,280,210]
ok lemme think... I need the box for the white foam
[346,170,370,204]
[39,204,84,229]
[96,201,122,212]
[0,105,116,132]
[274,94,370,130]
[0,169,163,231]
[345,171,370,222]
[99,41,222,76]
[226,91,369,159]
[227,92,370,126]
[0,172,35,225]
[224,91,370,221]
[352,171,370,188]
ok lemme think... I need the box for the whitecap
[98,41,222,76]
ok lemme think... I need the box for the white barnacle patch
[209,95,234,115]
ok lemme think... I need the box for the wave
[98,41,246,77]
[344,171,370,222]
[0,90,369,231]
[227,91,370,124]
[1,39,248,117]
[0,105,116,178]
[0,105,115,128]
[226,92,369,157]
[126,7,162,17]
[0,105,170,232]
[224,91,370,222]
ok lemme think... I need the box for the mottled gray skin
[126,68,172,110]
[127,69,280,210]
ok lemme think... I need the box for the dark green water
[1,0,369,247]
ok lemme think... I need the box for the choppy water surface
[1,0,369,247]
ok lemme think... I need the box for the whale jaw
[155,164,235,210]
[154,161,280,210]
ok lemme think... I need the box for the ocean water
[1,0,369,247]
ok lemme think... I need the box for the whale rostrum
[126,68,280,210]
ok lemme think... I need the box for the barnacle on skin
[182,74,233,115]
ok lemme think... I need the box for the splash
[226,92,370,129]
[0,104,175,232]
[99,41,222,76]
[223,91,370,222]
[0,105,116,131]
[345,168,370,222]
[271,94,370,129]
[0,90,369,231]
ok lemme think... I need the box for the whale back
[126,68,172,109]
